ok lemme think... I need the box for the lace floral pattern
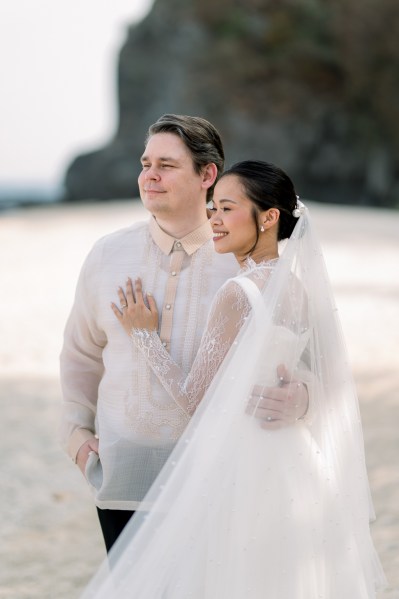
[240,256,279,279]
[131,260,277,415]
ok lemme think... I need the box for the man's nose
[144,166,160,180]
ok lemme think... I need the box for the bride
[82,161,386,598]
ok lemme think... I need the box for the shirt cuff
[68,428,97,462]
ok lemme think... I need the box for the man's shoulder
[90,219,150,254]
[208,250,237,278]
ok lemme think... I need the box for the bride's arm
[111,278,251,416]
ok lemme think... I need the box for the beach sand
[0,200,398,598]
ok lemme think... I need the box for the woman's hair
[147,114,225,201]
[219,160,299,243]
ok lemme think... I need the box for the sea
[0,184,64,212]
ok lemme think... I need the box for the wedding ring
[121,303,127,309]
[266,416,273,422]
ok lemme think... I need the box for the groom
[60,114,309,553]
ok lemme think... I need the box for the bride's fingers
[146,292,158,315]
[126,278,135,304]
[110,302,123,320]
[134,278,144,304]
[117,286,128,308]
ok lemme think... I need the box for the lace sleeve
[131,281,251,416]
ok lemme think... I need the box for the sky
[0,0,154,190]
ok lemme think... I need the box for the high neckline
[239,256,279,273]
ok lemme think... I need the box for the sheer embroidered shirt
[59,216,237,509]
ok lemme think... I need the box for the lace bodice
[131,260,277,416]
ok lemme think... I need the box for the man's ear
[201,163,218,190]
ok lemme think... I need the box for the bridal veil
[81,207,386,598]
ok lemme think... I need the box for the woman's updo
[219,160,299,242]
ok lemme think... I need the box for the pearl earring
[260,225,265,232]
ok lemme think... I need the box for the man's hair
[147,114,225,201]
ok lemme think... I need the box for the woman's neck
[235,243,279,268]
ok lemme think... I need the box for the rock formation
[64,0,399,207]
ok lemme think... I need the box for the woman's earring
[260,225,265,232]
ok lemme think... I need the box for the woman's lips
[213,231,228,241]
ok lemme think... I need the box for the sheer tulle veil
[81,207,386,598]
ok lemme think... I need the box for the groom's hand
[247,364,309,429]
[76,437,99,476]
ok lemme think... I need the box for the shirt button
[171,271,177,276]
[165,304,171,310]
[175,241,182,248]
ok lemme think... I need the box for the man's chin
[142,196,165,208]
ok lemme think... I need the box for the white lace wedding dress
[82,214,386,598]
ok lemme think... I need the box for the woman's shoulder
[212,278,251,315]
[211,257,278,314]
[235,257,278,291]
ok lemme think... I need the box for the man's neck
[153,214,209,239]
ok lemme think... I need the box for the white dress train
[81,212,386,599]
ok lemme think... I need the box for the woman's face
[210,175,258,257]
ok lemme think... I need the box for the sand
[0,200,398,598]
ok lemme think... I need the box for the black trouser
[96,507,135,553]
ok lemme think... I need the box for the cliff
[64,0,399,207]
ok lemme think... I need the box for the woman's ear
[260,208,280,230]
[201,163,218,190]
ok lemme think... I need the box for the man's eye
[141,164,150,169]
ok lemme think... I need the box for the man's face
[138,132,206,219]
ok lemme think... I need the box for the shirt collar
[149,217,213,256]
